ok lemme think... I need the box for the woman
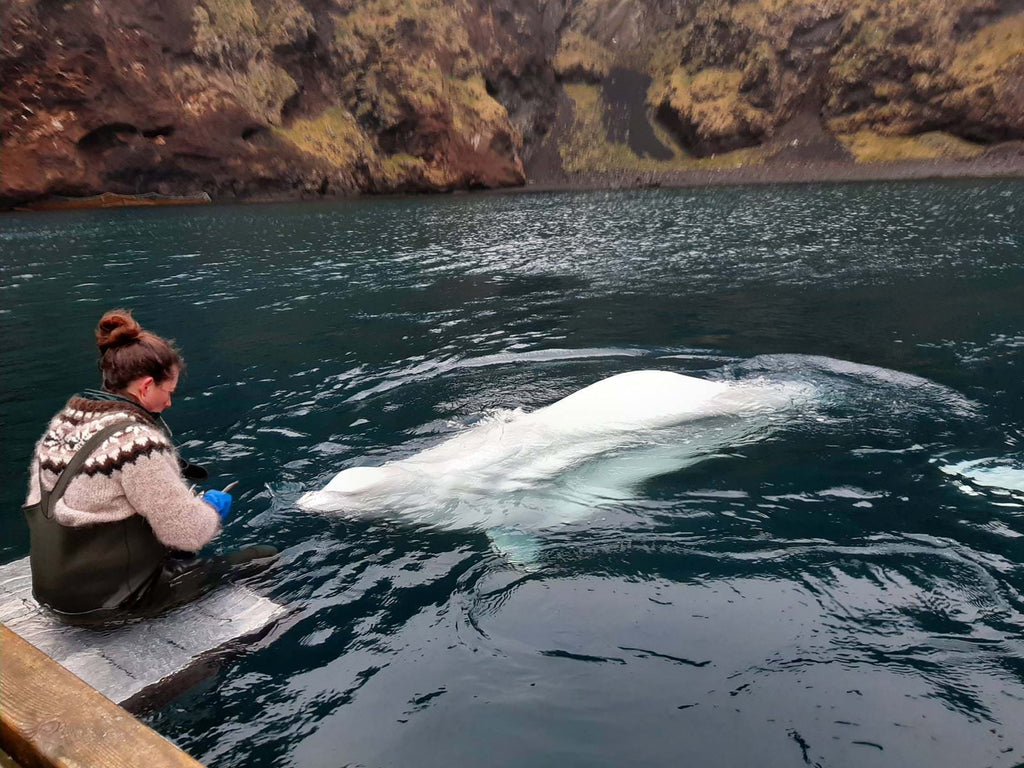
[23,308,276,625]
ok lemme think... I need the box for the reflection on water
[1,181,1023,767]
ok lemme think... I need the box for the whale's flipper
[487,527,542,567]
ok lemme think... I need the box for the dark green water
[1,181,1023,767]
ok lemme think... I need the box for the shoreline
[4,155,1022,213]
[516,153,1024,194]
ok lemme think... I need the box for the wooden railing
[0,625,204,768]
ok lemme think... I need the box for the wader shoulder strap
[38,419,137,518]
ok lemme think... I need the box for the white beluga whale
[298,369,814,563]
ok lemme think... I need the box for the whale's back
[296,369,789,517]
[531,370,730,432]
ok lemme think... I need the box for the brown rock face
[2,0,1022,207]
[1,0,555,206]
[557,0,1024,162]
[2,0,345,203]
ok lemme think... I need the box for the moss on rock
[839,130,985,162]
[559,83,761,173]
[553,31,613,81]
[277,107,372,168]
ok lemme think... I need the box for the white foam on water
[940,457,1024,496]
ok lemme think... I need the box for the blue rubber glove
[203,489,232,521]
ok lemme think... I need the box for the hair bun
[96,309,142,352]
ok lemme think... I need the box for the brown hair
[95,309,184,392]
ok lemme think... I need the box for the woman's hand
[202,489,233,521]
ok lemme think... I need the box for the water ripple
[3,181,1024,768]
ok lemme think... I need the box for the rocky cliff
[2,0,1022,206]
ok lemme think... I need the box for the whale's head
[297,465,395,510]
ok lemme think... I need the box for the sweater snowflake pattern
[24,396,221,552]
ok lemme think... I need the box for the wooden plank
[0,625,204,768]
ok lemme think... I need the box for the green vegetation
[839,131,985,163]
[952,12,1024,85]
[180,0,1022,189]
[188,0,310,124]
[332,0,472,55]
[277,107,372,168]
[331,0,474,121]
[324,0,519,186]
[648,67,770,153]
[172,59,298,127]
[551,0,1021,172]
[192,0,260,62]
[447,74,512,139]
[197,0,259,38]
[558,83,762,173]
[274,0,520,188]
[643,29,683,82]
[233,60,299,126]
[553,32,613,79]
[380,152,442,187]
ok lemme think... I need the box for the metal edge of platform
[0,557,286,712]
[120,604,290,715]
[0,555,288,766]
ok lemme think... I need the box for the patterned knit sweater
[24,396,221,553]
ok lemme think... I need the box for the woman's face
[132,367,179,413]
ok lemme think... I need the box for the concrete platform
[0,557,284,709]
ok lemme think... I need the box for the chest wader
[23,420,170,625]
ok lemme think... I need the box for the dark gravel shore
[8,152,1021,213]
[519,151,1024,194]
